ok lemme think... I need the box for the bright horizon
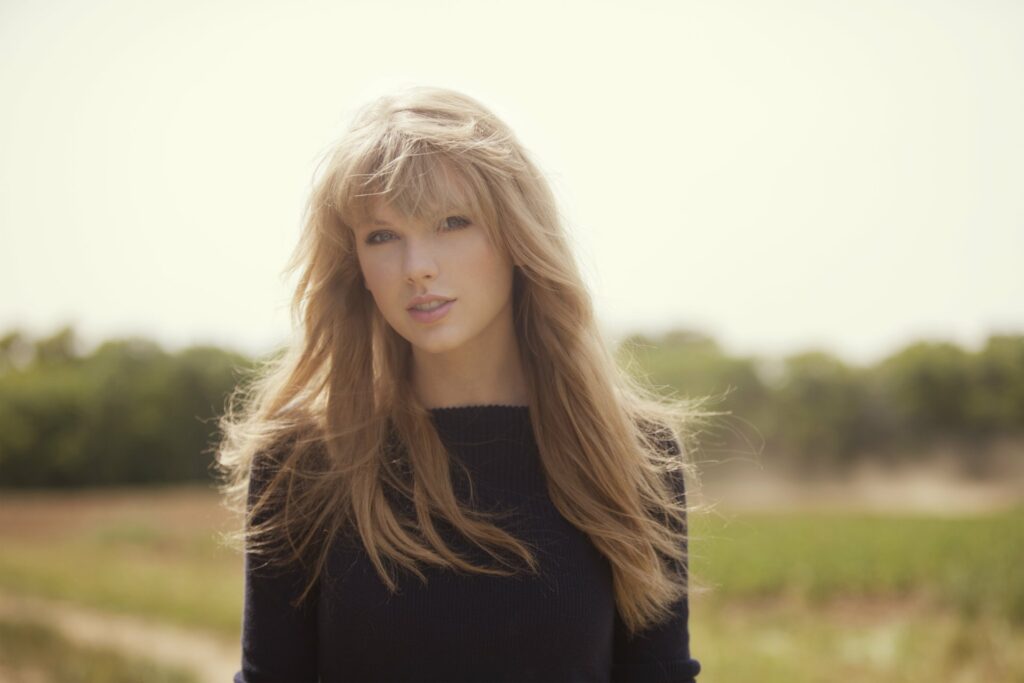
[1,0,1021,367]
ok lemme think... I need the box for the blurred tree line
[0,324,1021,488]
[0,325,253,488]
[617,329,1024,479]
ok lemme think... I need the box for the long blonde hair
[214,85,717,636]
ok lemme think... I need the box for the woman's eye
[364,217,469,245]
[442,215,471,231]
[365,230,395,245]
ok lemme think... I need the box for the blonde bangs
[334,138,500,249]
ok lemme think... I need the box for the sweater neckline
[427,404,532,445]
[428,404,529,412]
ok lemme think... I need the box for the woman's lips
[408,299,455,323]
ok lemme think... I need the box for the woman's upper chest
[316,452,617,680]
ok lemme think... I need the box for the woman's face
[353,197,516,358]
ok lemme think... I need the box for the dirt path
[693,465,1024,515]
[0,590,239,683]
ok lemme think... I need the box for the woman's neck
[411,336,529,410]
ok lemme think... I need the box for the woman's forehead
[364,199,408,226]
[356,183,476,227]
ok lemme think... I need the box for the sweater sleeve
[610,438,701,682]
[234,449,320,683]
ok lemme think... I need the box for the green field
[688,506,1024,682]
[0,485,1021,682]
[0,618,198,683]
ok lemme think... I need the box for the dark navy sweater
[234,404,701,682]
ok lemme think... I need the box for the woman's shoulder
[248,428,327,497]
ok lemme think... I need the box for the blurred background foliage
[0,325,252,488]
[1,323,1022,489]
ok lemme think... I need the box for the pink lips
[408,299,455,323]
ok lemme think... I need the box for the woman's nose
[403,238,440,283]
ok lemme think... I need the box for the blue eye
[442,215,471,231]
[365,230,395,245]
[364,216,470,246]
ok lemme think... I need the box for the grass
[687,504,1024,625]
[0,617,198,683]
[690,593,1024,683]
[0,523,242,637]
[0,486,1022,682]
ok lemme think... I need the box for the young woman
[216,85,711,682]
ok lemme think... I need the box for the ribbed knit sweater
[234,404,701,682]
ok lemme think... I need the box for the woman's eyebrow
[363,207,466,230]
[356,215,397,230]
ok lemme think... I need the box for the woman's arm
[234,449,320,683]
[610,591,700,683]
[611,438,701,682]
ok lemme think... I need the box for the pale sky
[1,0,1021,367]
